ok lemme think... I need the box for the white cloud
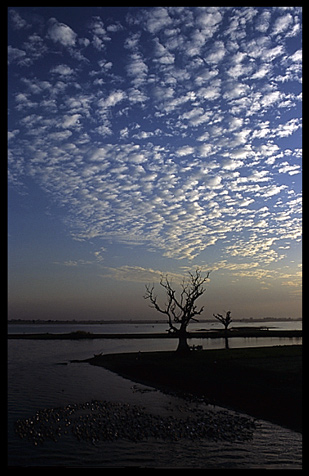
[271,13,293,36]
[126,53,148,86]
[51,64,74,76]
[145,7,172,34]
[261,185,288,198]
[228,117,243,131]
[223,82,249,100]
[262,45,284,62]
[290,49,302,63]
[274,118,301,138]
[277,163,301,175]
[255,10,271,33]
[251,64,271,80]
[198,143,213,157]
[60,114,81,128]
[8,6,302,267]
[176,145,195,156]
[8,45,28,66]
[197,84,221,101]
[260,90,281,107]
[222,158,243,171]
[247,170,270,183]
[204,176,222,189]
[100,90,126,108]
[205,40,226,64]
[47,18,77,47]
[153,38,175,64]
[197,8,222,29]
[89,16,111,50]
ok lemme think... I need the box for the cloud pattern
[8,7,302,268]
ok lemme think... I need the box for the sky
[8,6,302,322]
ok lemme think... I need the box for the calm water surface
[8,319,302,335]
[8,322,302,468]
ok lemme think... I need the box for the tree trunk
[224,327,230,349]
[176,331,190,354]
[224,334,229,349]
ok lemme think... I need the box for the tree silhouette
[144,269,210,354]
[213,311,232,349]
[213,310,232,331]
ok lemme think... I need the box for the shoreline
[8,318,302,325]
[83,345,302,433]
[8,329,302,340]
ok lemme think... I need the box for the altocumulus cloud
[8,6,301,270]
[47,17,77,47]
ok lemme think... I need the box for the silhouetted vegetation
[213,310,232,331]
[213,310,232,348]
[144,269,210,354]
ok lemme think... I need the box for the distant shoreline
[8,328,302,340]
[8,317,302,325]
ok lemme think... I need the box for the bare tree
[144,269,210,354]
[213,310,232,332]
[213,311,232,349]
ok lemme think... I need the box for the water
[8,320,302,354]
[7,319,303,336]
[8,321,302,468]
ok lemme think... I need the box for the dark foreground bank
[86,346,302,433]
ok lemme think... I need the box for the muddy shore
[85,345,302,433]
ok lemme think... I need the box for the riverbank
[86,345,302,433]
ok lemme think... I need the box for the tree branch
[144,269,211,335]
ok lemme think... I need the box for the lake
[8,321,302,468]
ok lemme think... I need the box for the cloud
[271,13,293,36]
[8,46,29,66]
[144,7,173,34]
[60,114,81,128]
[251,64,271,80]
[262,45,284,62]
[9,9,30,30]
[205,40,226,64]
[176,145,195,156]
[8,6,302,267]
[51,64,74,76]
[255,10,271,33]
[277,163,301,175]
[222,158,243,171]
[274,118,301,138]
[47,18,77,47]
[99,90,126,108]
[126,53,149,87]
[260,90,281,107]
[204,176,222,189]
[197,7,223,30]
[153,38,175,64]
[8,129,20,141]
[89,16,111,50]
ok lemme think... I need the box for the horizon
[8,7,302,322]
[9,316,302,324]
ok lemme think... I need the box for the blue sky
[8,7,302,321]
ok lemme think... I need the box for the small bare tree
[144,269,210,354]
[213,310,232,332]
[213,311,232,349]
